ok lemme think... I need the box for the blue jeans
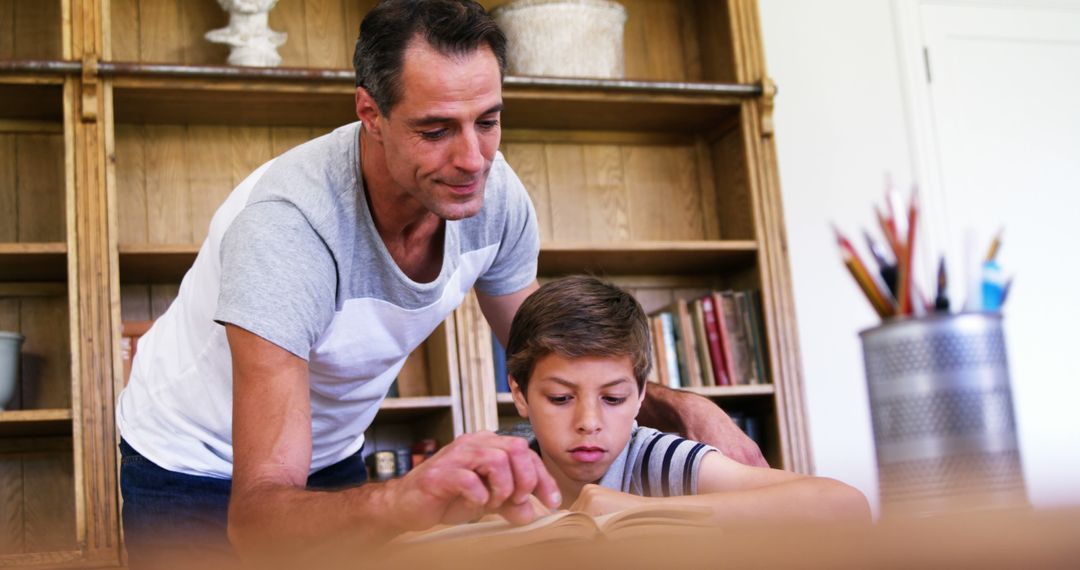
[119,439,367,563]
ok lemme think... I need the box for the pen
[863,230,898,298]
[934,256,950,313]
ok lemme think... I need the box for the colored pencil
[834,225,895,319]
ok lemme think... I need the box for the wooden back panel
[0,0,63,60]
[0,133,66,243]
[106,0,738,83]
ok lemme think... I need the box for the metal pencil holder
[860,313,1027,516]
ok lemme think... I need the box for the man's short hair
[506,276,652,397]
[354,0,508,116]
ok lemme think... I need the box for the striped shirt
[525,424,719,497]
[601,425,719,497]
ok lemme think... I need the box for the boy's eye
[546,395,572,405]
[602,396,628,405]
[420,128,448,141]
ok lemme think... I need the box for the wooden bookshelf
[119,241,759,282]
[0,0,808,565]
[0,409,72,438]
[0,243,67,281]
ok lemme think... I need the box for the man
[115,0,764,558]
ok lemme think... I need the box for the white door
[913,0,1080,507]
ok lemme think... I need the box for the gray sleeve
[473,162,540,297]
[632,431,719,497]
[213,201,337,360]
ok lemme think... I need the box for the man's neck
[358,125,444,282]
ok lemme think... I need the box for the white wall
[757,0,921,510]
[758,0,1080,512]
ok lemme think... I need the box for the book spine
[699,295,729,386]
[650,316,670,388]
[658,312,682,388]
[675,299,703,388]
[722,291,756,385]
[691,299,716,387]
[747,290,772,384]
[712,292,737,386]
[492,333,510,393]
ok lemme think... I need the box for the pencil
[985,227,1004,262]
[834,226,895,319]
[896,189,919,315]
[875,206,903,261]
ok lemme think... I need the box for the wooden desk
[354,507,1080,570]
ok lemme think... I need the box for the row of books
[365,438,439,481]
[649,290,770,388]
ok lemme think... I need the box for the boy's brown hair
[506,276,652,396]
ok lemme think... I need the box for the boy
[506,276,870,522]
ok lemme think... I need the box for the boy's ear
[508,376,529,419]
[633,381,647,418]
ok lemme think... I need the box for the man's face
[375,39,503,221]
[511,354,645,488]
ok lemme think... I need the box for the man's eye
[478,119,500,131]
[547,395,571,405]
[420,129,448,140]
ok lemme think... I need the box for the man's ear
[509,376,529,419]
[355,87,384,140]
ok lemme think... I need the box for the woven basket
[493,0,627,78]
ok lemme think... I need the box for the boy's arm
[570,453,870,524]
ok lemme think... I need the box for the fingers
[527,449,561,509]
[455,433,560,510]
[409,432,561,527]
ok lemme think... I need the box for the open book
[397,504,714,549]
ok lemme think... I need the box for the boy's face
[510,353,645,489]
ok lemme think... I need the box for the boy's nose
[576,404,602,434]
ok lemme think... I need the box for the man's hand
[385,431,561,532]
[637,384,768,468]
[568,484,649,517]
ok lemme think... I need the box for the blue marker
[981,260,1006,311]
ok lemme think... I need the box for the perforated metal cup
[861,313,1027,516]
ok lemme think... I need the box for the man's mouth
[442,178,482,195]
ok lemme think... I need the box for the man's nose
[452,129,484,174]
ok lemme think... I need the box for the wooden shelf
[0,242,67,282]
[374,396,453,422]
[118,243,198,283]
[683,384,776,398]
[120,241,758,283]
[540,241,758,276]
[0,78,65,122]
[103,62,753,132]
[0,408,73,438]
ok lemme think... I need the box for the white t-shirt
[117,122,539,479]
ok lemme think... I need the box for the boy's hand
[386,431,561,532]
[567,484,649,517]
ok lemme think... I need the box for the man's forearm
[228,478,401,554]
